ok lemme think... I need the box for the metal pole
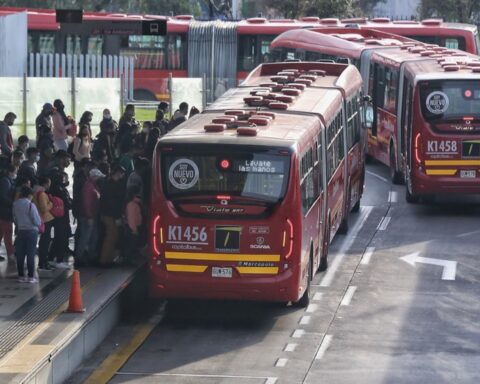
[168,72,173,118]
[211,23,215,103]
[23,73,27,137]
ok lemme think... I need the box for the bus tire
[351,198,360,213]
[338,215,349,234]
[319,223,330,272]
[390,144,403,185]
[406,186,420,204]
[294,256,312,308]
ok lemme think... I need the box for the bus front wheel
[294,256,312,308]
[406,186,420,204]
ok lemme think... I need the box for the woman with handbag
[13,186,42,283]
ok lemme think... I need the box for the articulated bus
[149,62,366,306]
[1,7,478,100]
[271,28,480,201]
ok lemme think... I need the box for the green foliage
[418,0,480,23]
[263,0,385,19]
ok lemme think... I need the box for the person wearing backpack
[33,176,55,271]
[50,171,71,269]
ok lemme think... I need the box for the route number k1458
[427,140,457,153]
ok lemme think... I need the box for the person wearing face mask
[16,135,29,154]
[0,164,16,262]
[99,109,118,133]
[72,125,93,165]
[117,104,140,154]
[18,147,40,187]
[35,103,54,144]
[49,171,73,269]
[0,112,16,157]
[94,119,117,164]
[11,149,25,171]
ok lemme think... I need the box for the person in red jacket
[74,168,105,267]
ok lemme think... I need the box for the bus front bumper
[148,263,301,303]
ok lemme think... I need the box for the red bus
[271,28,480,201]
[149,61,366,306]
[2,6,478,101]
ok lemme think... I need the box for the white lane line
[366,170,389,183]
[116,372,277,382]
[312,292,323,301]
[315,334,333,360]
[377,216,391,231]
[299,316,311,325]
[292,329,305,338]
[275,358,288,367]
[340,286,357,306]
[361,246,375,265]
[306,303,318,313]
[457,229,480,238]
[320,206,373,287]
[284,343,297,352]
[388,191,398,203]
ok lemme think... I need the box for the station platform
[0,244,146,384]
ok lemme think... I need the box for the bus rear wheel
[390,146,403,185]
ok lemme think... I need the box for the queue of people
[0,100,197,283]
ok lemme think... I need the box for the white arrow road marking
[400,252,457,280]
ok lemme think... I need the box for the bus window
[475,31,480,55]
[383,68,398,113]
[28,32,55,54]
[259,36,274,63]
[66,35,82,55]
[167,34,186,70]
[301,147,319,214]
[238,35,256,71]
[121,35,167,70]
[407,35,466,52]
[87,36,103,55]
[162,151,290,203]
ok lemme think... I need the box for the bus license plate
[460,170,476,178]
[212,267,232,278]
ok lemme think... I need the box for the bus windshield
[419,80,480,122]
[162,149,290,203]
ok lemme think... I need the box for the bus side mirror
[361,95,373,129]
[363,95,372,104]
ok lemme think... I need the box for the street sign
[142,20,167,36]
[56,9,83,23]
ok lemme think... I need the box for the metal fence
[28,53,134,101]
[0,76,122,140]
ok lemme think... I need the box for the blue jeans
[16,230,38,278]
[75,217,98,262]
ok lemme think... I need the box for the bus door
[360,50,374,131]
[402,77,414,179]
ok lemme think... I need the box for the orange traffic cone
[66,270,85,313]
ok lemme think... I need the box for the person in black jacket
[0,164,16,261]
[93,120,117,164]
[18,147,40,187]
[49,171,73,268]
[99,165,126,266]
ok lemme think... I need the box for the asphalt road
[69,162,480,384]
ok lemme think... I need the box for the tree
[264,0,309,19]
[305,0,356,18]
[418,0,480,23]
